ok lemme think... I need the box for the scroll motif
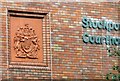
[13,24,40,59]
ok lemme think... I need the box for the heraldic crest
[13,24,40,59]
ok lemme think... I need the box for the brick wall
[51,2,119,79]
[0,1,119,80]
[1,2,52,80]
[0,2,3,80]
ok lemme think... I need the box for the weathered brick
[0,2,119,80]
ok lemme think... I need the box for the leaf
[117,74,120,80]
[112,66,119,71]
[112,74,117,81]
[106,74,110,80]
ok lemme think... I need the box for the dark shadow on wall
[118,1,120,72]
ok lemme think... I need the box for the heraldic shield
[14,24,40,59]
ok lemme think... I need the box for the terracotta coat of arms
[14,24,40,59]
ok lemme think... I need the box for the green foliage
[108,48,120,57]
[106,47,120,81]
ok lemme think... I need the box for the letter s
[82,16,89,28]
